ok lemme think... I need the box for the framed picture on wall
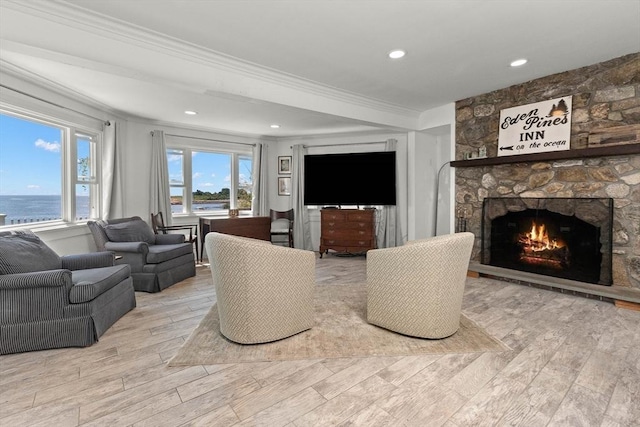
[278,177,291,196]
[278,156,292,174]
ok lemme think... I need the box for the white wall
[407,127,453,240]
[416,103,456,236]
[434,130,454,236]
[408,131,433,239]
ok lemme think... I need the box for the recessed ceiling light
[184,110,198,115]
[388,50,406,59]
[270,124,280,129]
[510,58,528,67]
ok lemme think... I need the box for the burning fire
[519,221,566,251]
[517,221,569,269]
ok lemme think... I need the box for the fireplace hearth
[482,197,613,285]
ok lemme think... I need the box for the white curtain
[251,143,268,216]
[376,138,403,248]
[101,120,124,219]
[291,144,313,250]
[149,130,172,225]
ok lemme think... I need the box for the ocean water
[0,195,90,225]
[0,195,228,225]
[172,202,226,214]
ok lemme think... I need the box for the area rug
[168,282,510,366]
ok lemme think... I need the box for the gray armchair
[0,230,136,355]
[87,216,195,292]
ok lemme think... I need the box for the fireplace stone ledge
[469,262,640,304]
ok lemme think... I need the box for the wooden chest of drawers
[319,209,376,257]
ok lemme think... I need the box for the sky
[168,150,252,196]
[0,113,64,195]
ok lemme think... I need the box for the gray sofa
[88,216,196,292]
[0,230,136,354]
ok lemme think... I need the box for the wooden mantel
[450,143,640,168]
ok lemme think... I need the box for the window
[0,111,100,227]
[238,155,253,209]
[167,147,253,215]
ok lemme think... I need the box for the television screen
[304,151,396,206]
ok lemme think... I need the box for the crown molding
[1,0,421,121]
[274,129,407,143]
[0,59,123,119]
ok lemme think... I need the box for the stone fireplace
[481,197,613,285]
[454,52,640,292]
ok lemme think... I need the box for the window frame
[165,140,253,217]
[72,131,100,222]
[0,107,103,229]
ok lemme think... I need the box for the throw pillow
[104,218,156,244]
[0,231,62,274]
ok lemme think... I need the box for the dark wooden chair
[150,212,199,259]
[270,209,294,247]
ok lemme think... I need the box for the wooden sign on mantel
[588,124,640,147]
[498,96,572,157]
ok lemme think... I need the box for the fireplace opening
[482,198,613,285]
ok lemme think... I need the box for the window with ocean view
[0,111,100,227]
[166,146,253,216]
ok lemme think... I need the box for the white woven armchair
[205,232,316,344]
[366,232,474,339]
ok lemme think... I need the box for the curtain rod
[292,141,387,149]
[161,132,256,147]
[0,84,111,126]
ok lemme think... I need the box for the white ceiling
[1,0,639,138]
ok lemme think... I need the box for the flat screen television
[304,151,396,206]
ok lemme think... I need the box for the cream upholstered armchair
[366,232,474,339]
[205,232,315,344]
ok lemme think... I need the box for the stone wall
[455,52,640,289]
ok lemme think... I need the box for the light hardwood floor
[1,256,639,427]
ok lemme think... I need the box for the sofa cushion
[70,265,132,303]
[104,219,156,244]
[0,231,62,274]
[146,243,194,264]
